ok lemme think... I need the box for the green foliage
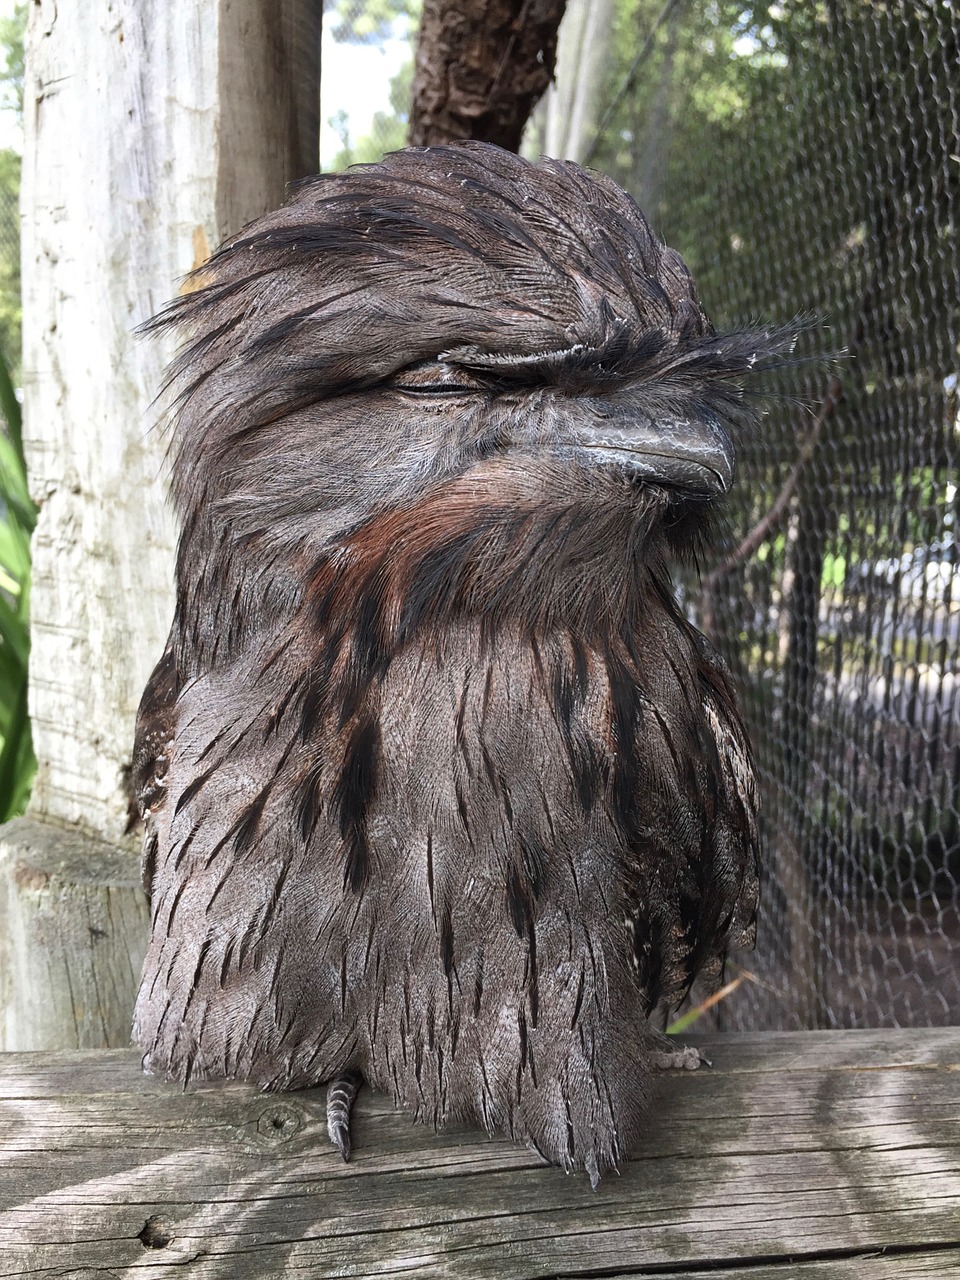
[0,2,24,384]
[0,340,35,820]
[0,3,28,817]
[324,0,419,171]
[0,148,20,383]
[0,1,25,117]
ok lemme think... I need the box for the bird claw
[650,1043,709,1071]
[326,1069,363,1161]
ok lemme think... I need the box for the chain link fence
[324,0,959,1032]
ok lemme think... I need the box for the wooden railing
[2,1028,958,1277]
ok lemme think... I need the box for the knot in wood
[256,1102,302,1142]
[138,1214,173,1248]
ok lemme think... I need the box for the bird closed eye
[388,360,492,396]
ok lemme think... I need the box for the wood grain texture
[577,1254,960,1279]
[20,0,320,839]
[0,818,148,1051]
[1,1029,957,1278]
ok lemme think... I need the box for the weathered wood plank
[0,1030,957,1278]
[0,818,149,1051]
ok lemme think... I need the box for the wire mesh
[591,0,960,1031]
[323,0,959,1031]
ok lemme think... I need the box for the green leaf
[0,585,27,666]
[0,333,20,461]
[0,638,19,734]
[0,671,30,822]
[0,429,34,532]
[665,1006,705,1035]
[0,336,34,816]
[0,508,29,582]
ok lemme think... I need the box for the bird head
[157,143,790,654]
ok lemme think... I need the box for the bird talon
[330,1119,352,1162]
[651,1044,706,1071]
[326,1070,363,1162]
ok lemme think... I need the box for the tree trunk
[2,0,320,1051]
[408,0,568,151]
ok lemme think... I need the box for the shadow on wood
[1,1029,958,1277]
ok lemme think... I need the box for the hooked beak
[572,390,735,497]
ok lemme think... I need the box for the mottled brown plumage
[133,142,782,1184]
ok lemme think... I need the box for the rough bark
[408,0,568,151]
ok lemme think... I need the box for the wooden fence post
[0,0,320,1050]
